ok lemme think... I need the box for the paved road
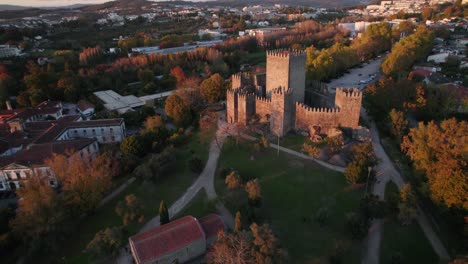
[361,108,450,263]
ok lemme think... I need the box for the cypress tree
[159,200,169,225]
[235,211,242,233]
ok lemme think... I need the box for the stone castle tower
[266,50,306,103]
[335,88,362,128]
[226,49,362,137]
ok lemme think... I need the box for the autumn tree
[165,94,192,126]
[159,200,170,225]
[86,227,123,258]
[225,171,242,190]
[401,119,468,210]
[115,194,144,226]
[120,135,145,157]
[200,73,226,103]
[388,108,408,141]
[208,223,285,264]
[170,66,186,84]
[245,179,262,206]
[302,142,320,158]
[46,152,115,214]
[345,142,376,184]
[235,211,242,233]
[398,184,418,225]
[144,115,164,132]
[10,177,68,254]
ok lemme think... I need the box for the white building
[0,45,21,58]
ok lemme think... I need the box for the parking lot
[327,56,385,93]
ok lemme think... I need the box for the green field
[175,190,217,219]
[216,138,363,263]
[56,130,214,264]
[380,182,439,264]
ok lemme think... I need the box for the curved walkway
[362,108,450,263]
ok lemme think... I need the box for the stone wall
[237,93,255,125]
[226,89,238,124]
[255,96,272,122]
[295,103,341,134]
[270,87,294,136]
[335,88,362,129]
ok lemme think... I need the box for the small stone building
[129,214,226,264]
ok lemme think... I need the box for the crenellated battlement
[266,49,306,58]
[271,86,293,96]
[255,96,271,103]
[296,102,340,114]
[237,91,255,100]
[335,88,362,98]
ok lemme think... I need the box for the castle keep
[226,49,362,136]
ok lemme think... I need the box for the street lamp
[364,166,372,195]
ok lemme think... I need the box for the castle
[226,50,362,137]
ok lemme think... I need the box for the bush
[189,157,204,173]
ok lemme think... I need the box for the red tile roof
[77,100,95,112]
[0,138,96,167]
[199,214,226,240]
[129,216,205,264]
[410,69,432,77]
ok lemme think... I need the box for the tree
[208,223,285,264]
[345,212,369,240]
[10,177,68,254]
[398,204,418,225]
[400,184,417,207]
[165,94,192,126]
[208,230,254,264]
[170,66,186,84]
[200,73,226,103]
[159,200,170,225]
[245,179,262,206]
[389,108,408,141]
[115,194,144,226]
[325,135,344,154]
[250,223,285,263]
[302,143,320,158]
[235,211,242,233]
[144,115,164,132]
[344,161,365,184]
[120,135,145,157]
[46,153,115,214]
[138,69,154,84]
[225,171,242,190]
[402,119,468,210]
[86,227,123,258]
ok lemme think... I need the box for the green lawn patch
[381,181,439,264]
[216,138,363,263]
[240,51,266,66]
[56,130,214,264]
[175,190,217,219]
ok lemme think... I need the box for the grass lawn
[240,50,266,66]
[216,138,363,263]
[175,190,217,219]
[380,182,439,264]
[55,130,215,264]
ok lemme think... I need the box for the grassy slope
[216,138,363,263]
[380,182,439,264]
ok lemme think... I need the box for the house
[129,214,226,264]
[76,100,95,119]
[427,52,450,64]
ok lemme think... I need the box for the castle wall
[270,87,294,136]
[295,103,341,134]
[237,93,255,125]
[334,88,362,129]
[255,96,271,122]
[226,90,237,124]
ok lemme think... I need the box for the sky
[1,0,207,7]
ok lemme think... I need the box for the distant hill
[81,0,152,12]
[158,0,362,8]
[0,4,32,11]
